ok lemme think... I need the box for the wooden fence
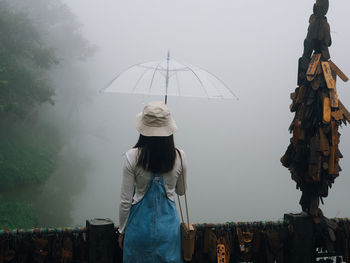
[0,214,349,262]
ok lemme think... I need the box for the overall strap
[176,149,190,227]
[151,173,162,182]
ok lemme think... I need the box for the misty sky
[60,0,350,225]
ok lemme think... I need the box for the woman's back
[119,148,186,234]
[119,101,185,263]
[125,148,186,201]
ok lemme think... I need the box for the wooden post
[284,213,314,263]
[86,218,115,263]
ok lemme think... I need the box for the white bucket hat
[135,101,177,137]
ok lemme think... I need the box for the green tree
[0,4,56,119]
[0,2,62,229]
[0,0,94,229]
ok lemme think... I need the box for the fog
[57,0,350,226]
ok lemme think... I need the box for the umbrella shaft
[165,51,170,104]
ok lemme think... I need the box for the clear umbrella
[101,52,238,104]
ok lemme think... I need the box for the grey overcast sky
[61,0,350,225]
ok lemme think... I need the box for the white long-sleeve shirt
[118,148,187,234]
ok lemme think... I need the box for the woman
[118,101,187,263]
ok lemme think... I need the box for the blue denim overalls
[123,174,182,263]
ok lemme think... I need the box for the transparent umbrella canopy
[101,52,238,104]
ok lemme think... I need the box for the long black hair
[134,134,176,173]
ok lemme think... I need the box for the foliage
[0,2,61,229]
[0,122,61,191]
[0,0,95,229]
[0,3,56,119]
[0,197,37,229]
[5,0,96,61]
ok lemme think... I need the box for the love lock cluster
[281,0,349,216]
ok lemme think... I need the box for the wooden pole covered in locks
[281,0,349,217]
